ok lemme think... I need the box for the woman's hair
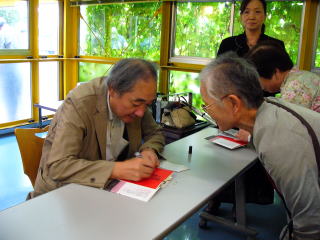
[245,40,293,79]
[240,0,267,33]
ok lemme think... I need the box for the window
[0,0,29,50]
[79,62,113,83]
[173,1,303,64]
[39,61,59,117]
[39,0,60,55]
[315,30,320,68]
[79,2,162,61]
[174,2,232,58]
[169,70,202,109]
[38,0,61,116]
[315,6,320,69]
[0,63,31,124]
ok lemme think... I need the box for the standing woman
[217,0,284,57]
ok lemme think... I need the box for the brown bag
[161,103,196,128]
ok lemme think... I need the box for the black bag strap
[266,99,320,240]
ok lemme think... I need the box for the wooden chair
[14,126,49,186]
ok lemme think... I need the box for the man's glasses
[201,103,215,113]
[201,94,231,114]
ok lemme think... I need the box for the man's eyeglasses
[201,94,230,113]
[201,103,215,113]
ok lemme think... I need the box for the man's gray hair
[105,58,157,95]
[200,52,264,109]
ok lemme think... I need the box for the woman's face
[241,0,266,32]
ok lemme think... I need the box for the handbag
[161,101,197,128]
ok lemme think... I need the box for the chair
[14,126,49,186]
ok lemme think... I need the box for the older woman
[246,41,320,113]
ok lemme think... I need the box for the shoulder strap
[266,99,320,174]
[266,99,320,240]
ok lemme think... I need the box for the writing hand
[140,148,159,168]
[111,156,156,181]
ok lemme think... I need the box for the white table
[0,127,258,240]
[34,100,63,128]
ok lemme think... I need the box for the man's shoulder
[64,77,107,113]
[68,77,106,100]
[255,98,320,138]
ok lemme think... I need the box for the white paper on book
[160,161,189,172]
[116,181,158,202]
[211,137,244,149]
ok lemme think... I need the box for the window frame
[311,1,320,71]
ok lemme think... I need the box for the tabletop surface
[0,127,257,240]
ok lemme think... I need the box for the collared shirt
[105,91,127,161]
[253,98,320,238]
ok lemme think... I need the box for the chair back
[14,126,49,186]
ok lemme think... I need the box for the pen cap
[188,146,192,154]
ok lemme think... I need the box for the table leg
[199,175,257,238]
[235,174,246,225]
[38,107,42,128]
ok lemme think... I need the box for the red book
[109,168,173,202]
[125,168,173,189]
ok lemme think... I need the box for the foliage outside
[174,1,303,64]
[80,3,162,61]
[316,28,320,68]
[169,71,202,109]
[80,1,305,110]
[174,2,232,58]
[79,62,112,82]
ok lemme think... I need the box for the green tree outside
[80,1,307,110]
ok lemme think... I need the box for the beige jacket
[32,77,165,197]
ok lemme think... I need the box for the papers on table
[206,135,248,150]
[160,161,189,172]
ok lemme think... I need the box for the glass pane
[39,0,60,55]
[0,0,28,49]
[79,62,113,83]
[174,2,232,58]
[39,62,59,116]
[79,3,162,61]
[234,1,303,64]
[169,70,202,110]
[0,63,31,123]
[315,26,320,68]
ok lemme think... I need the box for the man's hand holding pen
[111,148,159,181]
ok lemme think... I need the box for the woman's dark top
[217,33,285,97]
[217,32,285,57]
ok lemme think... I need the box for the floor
[0,133,287,240]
